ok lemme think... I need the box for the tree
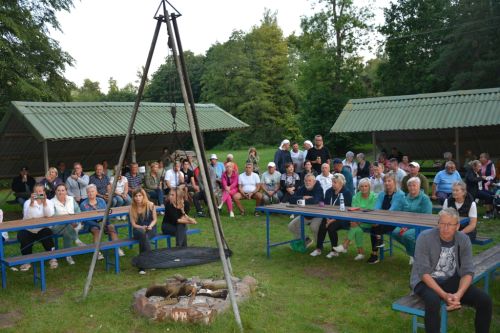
[201,10,300,148]
[144,51,205,103]
[291,0,373,152]
[376,0,452,95]
[431,0,500,90]
[71,79,104,102]
[105,78,137,102]
[0,0,74,117]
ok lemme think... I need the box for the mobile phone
[36,194,45,199]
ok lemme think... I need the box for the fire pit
[133,274,257,324]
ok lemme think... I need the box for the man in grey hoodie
[410,208,492,333]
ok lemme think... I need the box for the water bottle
[339,193,346,211]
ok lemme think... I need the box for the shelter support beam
[43,140,49,175]
[372,132,377,161]
[130,132,137,163]
[455,128,460,167]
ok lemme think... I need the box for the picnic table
[255,203,469,258]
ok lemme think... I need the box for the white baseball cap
[210,154,218,160]
[267,162,276,168]
[409,162,420,168]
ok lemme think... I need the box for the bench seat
[471,235,493,246]
[392,244,499,332]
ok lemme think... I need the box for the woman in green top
[333,178,376,260]
[246,147,260,175]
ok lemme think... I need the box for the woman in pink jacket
[219,162,239,218]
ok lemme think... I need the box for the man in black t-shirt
[305,135,331,174]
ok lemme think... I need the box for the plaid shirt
[89,174,110,196]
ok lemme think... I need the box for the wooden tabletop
[0,206,131,233]
[256,203,465,229]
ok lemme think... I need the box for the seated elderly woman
[280,162,300,203]
[333,177,377,260]
[367,173,406,264]
[310,173,353,258]
[443,181,478,241]
[40,167,63,200]
[391,176,432,264]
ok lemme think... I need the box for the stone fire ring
[133,275,257,324]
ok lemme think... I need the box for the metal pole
[166,7,243,331]
[43,140,49,175]
[82,16,164,299]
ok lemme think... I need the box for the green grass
[0,148,498,332]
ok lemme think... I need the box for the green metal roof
[6,101,249,142]
[330,87,500,133]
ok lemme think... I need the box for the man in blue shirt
[432,161,462,204]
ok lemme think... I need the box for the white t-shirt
[316,173,333,194]
[239,172,261,193]
[165,169,184,188]
[443,199,477,218]
[109,176,128,194]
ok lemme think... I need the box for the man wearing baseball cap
[261,162,282,204]
[208,153,225,181]
[401,161,429,194]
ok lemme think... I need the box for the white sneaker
[332,245,347,253]
[118,249,125,257]
[98,252,104,260]
[75,239,86,247]
[354,254,365,261]
[49,259,58,269]
[229,211,235,218]
[290,214,295,219]
[139,270,146,275]
[310,249,322,257]
[326,251,339,259]
[66,256,75,265]
[20,263,31,271]
[409,256,414,265]
[218,203,223,210]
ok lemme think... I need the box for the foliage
[0,0,74,117]
[291,0,373,154]
[105,78,137,102]
[201,10,301,148]
[144,51,205,103]
[70,79,105,102]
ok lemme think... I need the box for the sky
[51,0,390,92]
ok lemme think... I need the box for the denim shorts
[82,220,101,233]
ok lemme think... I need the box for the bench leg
[440,303,447,333]
[483,274,490,294]
[1,263,6,289]
[411,315,418,333]
[114,248,120,274]
[40,261,46,292]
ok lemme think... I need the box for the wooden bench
[392,244,499,332]
[471,235,493,246]
[1,228,201,291]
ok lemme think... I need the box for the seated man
[287,174,324,247]
[401,161,429,195]
[208,154,225,183]
[261,162,282,204]
[89,163,111,201]
[66,162,89,204]
[125,162,143,196]
[233,163,263,216]
[11,166,36,206]
[432,161,462,204]
[411,208,492,333]
[164,161,184,195]
[387,158,407,190]
[79,185,124,257]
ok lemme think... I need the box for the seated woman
[443,181,477,241]
[280,162,300,203]
[219,162,239,217]
[246,147,260,175]
[162,188,197,247]
[79,184,124,258]
[310,173,352,258]
[51,183,80,265]
[369,162,385,194]
[40,167,63,200]
[109,165,132,211]
[144,161,164,207]
[391,177,432,264]
[367,173,406,264]
[466,160,495,218]
[299,160,318,186]
[17,183,58,271]
[129,188,157,275]
[333,178,377,260]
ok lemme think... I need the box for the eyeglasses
[439,222,459,229]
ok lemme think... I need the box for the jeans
[193,190,206,213]
[147,189,164,206]
[112,194,131,207]
[161,223,187,247]
[51,224,77,248]
[391,227,416,256]
[132,227,156,253]
[414,275,492,333]
[288,216,322,242]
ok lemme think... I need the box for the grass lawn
[0,148,498,332]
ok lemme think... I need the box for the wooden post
[455,128,460,168]
[372,132,377,161]
[130,131,137,163]
[43,140,49,175]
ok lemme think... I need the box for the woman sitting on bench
[17,183,58,271]
[162,188,197,247]
[443,181,477,241]
[129,188,157,275]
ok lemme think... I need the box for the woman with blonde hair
[246,147,260,174]
[162,187,197,247]
[129,188,157,274]
[41,167,63,199]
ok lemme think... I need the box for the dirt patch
[314,321,338,333]
[0,310,22,329]
[303,266,341,281]
[33,287,65,303]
